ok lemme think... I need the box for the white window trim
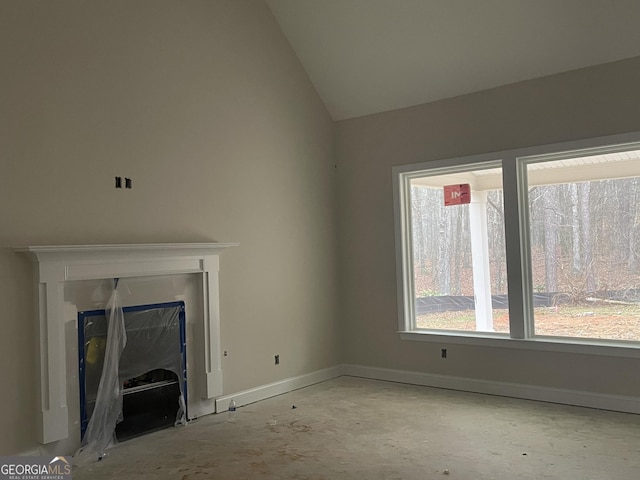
[393,131,640,359]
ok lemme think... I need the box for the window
[394,133,640,353]
[524,151,640,341]
[405,163,508,334]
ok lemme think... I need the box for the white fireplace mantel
[15,243,238,444]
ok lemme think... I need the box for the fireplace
[15,243,237,448]
[78,301,187,441]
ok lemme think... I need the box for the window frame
[393,131,640,359]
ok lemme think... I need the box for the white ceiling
[266,0,640,120]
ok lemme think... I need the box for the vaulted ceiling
[266,0,640,120]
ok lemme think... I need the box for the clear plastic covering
[74,283,187,464]
[75,284,127,464]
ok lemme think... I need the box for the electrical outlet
[274,354,280,365]
[441,348,447,359]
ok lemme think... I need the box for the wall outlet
[441,348,447,359]
[274,354,280,365]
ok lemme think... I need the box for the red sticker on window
[443,184,471,206]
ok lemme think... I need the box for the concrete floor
[73,376,640,479]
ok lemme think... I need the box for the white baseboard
[342,364,640,414]
[214,365,343,412]
[210,362,640,416]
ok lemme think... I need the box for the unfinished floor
[73,376,640,479]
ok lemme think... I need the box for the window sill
[398,330,640,359]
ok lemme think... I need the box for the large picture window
[407,164,508,334]
[524,151,640,341]
[394,133,640,353]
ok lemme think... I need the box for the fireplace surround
[15,243,237,445]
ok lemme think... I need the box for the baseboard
[209,362,640,416]
[342,364,640,414]
[214,365,343,412]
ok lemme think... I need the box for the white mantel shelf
[15,242,238,444]
[17,242,238,262]
[16,243,239,281]
[17,243,239,254]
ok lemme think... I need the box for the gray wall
[0,0,339,455]
[336,56,640,395]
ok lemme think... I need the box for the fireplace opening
[78,301,187,442]
[117,369,182,441]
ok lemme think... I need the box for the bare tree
[579,182,595,292]
[542,186,559,292]
[570,183,581,273]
